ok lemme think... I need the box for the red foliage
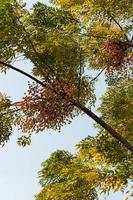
[16,80,76,132]
[101,40,129,68]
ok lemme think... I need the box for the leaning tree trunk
[1,61,133,152]
[72,100,133,152]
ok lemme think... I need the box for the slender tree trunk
[72,100,133,152]
[1,61,133,152]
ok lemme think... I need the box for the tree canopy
[0,0,133,198]
[0,0,132,149]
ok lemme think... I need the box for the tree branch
[0,61,46,87]
[107,12,128,41]
[1,61,133,152]
[2,2,132,152]
[89,67,106,84]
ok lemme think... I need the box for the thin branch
[110,15,125,33]
[12,54,25,64]
[0,61,68,108]
[89,67,106,84]
[107,12,128,41]
[0,61,46,87]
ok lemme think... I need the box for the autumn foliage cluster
[102,40,130,68]
[17,80,75,132]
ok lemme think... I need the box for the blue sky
[0,0,124,200]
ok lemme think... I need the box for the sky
[0,0,124,200]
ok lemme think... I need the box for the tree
[0,0,132,151]
[0,0,132,199]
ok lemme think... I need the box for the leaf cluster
[0,93,14,146]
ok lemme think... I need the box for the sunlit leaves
[0,0,132,148]
[92,80,133,191]
[23,2,82,81]
[0,1,27,71]
[36,133,132,199]
[39,150,73,187]
[76,134,133,194]
[35,150,99,200]
[74,79,133,194]
[31,2,79,32]
[37,135,132,199]
[98,80,133,140]
[50,0,133,82]
[0,0,14,8]
[0,1,132,198]
[51,0,133,22]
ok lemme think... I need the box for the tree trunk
[72,100,133,152]
[1,61,133,152]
